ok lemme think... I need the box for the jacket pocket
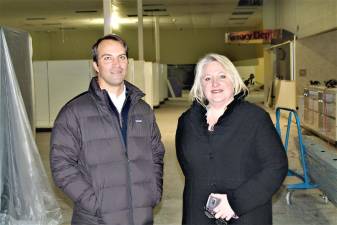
[73,206,101,224]
[90,167,104,217]
[151,179,158,207]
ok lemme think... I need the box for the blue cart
[275,107,319,205]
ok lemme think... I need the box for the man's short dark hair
[92,34,128,63]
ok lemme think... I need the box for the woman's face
[201,61,234,107]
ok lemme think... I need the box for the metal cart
[275,107,319,205]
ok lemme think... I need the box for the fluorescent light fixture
[88,17,137,26]
[111,4,120,30]
[89,18,104,25]
[111,13,120,29]
[120,18,138,24]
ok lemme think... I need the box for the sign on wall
[225,29,281,44]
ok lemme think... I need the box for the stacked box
[302,86,337,145]
[304,108,314,125]
[326,116,336,140]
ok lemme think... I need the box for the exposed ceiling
[0,0,263,32]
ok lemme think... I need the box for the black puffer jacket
[50,78,165,225]
[176,97,288,225]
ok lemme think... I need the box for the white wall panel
[126,58,135,83]
[48,60,91,125]
[159,64,164,102]
[33,61,49,128]
[152,63,160,107]
[144,62,153,108]
[163,64,168,99]
[159,64,168,102]
[134,60,145,93]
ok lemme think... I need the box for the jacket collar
[192,91,246,114]
[89,77,145,105]
[190,91,246,130]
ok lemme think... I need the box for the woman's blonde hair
[190,53,248,107]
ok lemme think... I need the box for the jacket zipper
[124,102,136,225]
[118,112,123,127]
[106,94,136,225]
[120,108,135,225]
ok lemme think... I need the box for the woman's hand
[211,193,238,221]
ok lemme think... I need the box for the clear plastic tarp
[0,27,62,225]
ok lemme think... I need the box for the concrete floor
[36,98,337,225]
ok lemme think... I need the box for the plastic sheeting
[1,27,35,135]
[0,27,62,225]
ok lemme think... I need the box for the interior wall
[263,0,277,29]
[30,32,52,60]
[275,0,336,38]
[30,27,263,64]
[234,57,264,84]
[160,28,263,64]
[255,58,264,84]
[296,30,337,95]
[30,29,103,60]
[263,0,336,108]
[115,27,157,62]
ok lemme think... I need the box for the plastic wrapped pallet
[0,27,62,225]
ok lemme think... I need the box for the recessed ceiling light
[75,10,98,13]
[26,17,46,20]
[229,17,248,20]
[143,4,165,7]
[144,8,167,12]
[238,0,262,6]
[232,11,254,15]
[42,23,62,26]
[59,27,76,30]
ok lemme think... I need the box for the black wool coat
[176,97,288,225]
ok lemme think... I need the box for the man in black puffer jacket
[50,34,165,225]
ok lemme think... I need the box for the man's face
[93,39,128,91]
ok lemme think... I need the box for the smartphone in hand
[204,195,228,225]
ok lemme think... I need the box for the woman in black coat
[176,53,288,225]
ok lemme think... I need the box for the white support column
[137,0,144,60]
[154,16,160,63]
[103,0,112,35]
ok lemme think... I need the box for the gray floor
[36,98,337,225]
